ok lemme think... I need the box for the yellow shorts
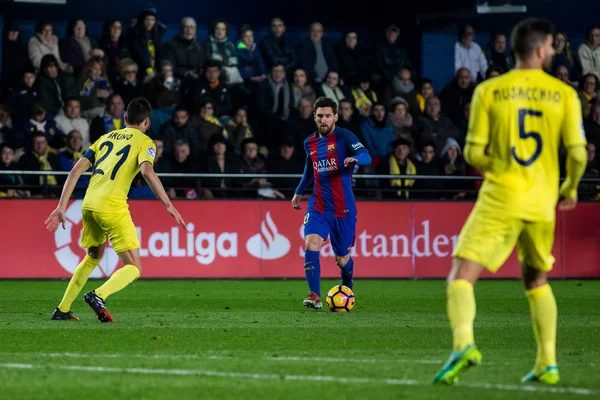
[81,210,139,253]
[453,202,555,273]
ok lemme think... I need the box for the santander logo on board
[246,211,291,260]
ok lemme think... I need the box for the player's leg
[84,212,141,322]
[329,214,356,289]
[303,211,328,309]
[518,221,559,385]
[433,206,521,384]
[52,210,106,321]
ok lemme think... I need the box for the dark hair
[65,96,80,105]
[237,24,253,41]
[458,24,474,39]
[586,26,600,42]
[65,19,84,38]
[126,97,152,125]
[420,78,433,87]
[32,131,46,139]
[313,97,338,114]
[31,103,45,117]
[173,105,188,114]
[106,93,123,107]
[485,65,503,78]
[204,60,221,70]
[34,21,52,34]
[511,18,555,61]
[581,73,600,91]
[209,18,230,37]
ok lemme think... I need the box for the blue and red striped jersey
[295,126,371,217]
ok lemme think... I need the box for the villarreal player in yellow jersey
[433,19,587,385]
[45,97,186,323]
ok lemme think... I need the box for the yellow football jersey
[467,69,587,222]
[82,127,155,213]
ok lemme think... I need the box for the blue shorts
[303,211,356,256]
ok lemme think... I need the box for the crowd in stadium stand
[0,5,599,200]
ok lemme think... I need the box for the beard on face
[317,121,334,135]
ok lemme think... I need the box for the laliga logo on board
[246,211,290,260]
[53,200,119,277]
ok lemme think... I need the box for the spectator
[440,67,474,127]
[201,134,241,198]
[336,98,365,144]
[0,105,14,148]
[99,20,129,84]
[413,139,442,199]
[58,129,89,196]
[1,22,32,100]
[387,97,413,139]
[416,78,434,113]
[416,96,460,153]
[60,19,105,77]
[143,59,182,109]
[375,25,412,84]
[130,137,175,199]
[554,64,571,85]
[20,103,65,150]
[37,54,77,116]
[285,98,315,160]
[291,69,317,109]
[89,93,125,143]
[184,60,232,116]
[579,73,599,119]
[485,66,502,80]
[170,140,201,199]
[266,139,304,197]
[28,21,69,73]
[0,143,29,197]
[6,67,38,120]
[578,26,600,79]
[317,71,347,107]
[351,74,378,118]
[552,32,578,85]
[112,58,143,106]
[160,106,198,157]
[361,103,395,161]
[584,101,600,150]
[385,68,420,117]
[204,19,243,86]
[335,29,374,84]
[165,17,205,81]
[54,97,90,148]
[257,63,293,146]
[18,131,63,193]
[78,57,112,120]
[455,24,487,82]
[296,22,339,85]
[579,142,599,200]
[439,137,467,199]
[378,136,416,199]
[484,33,514,74]
[236,25,267,88]
[239,137,284,199]
[128,5,166,81]
[259,17,296,72]
[191,100,226,153]
[224,108,254,154]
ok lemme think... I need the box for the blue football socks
[304,250,321,296]
[341,257,354,289]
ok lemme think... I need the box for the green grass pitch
[0,279,599,399]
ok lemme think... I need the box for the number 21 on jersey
[93,142,131,180]
[512,108,543,166]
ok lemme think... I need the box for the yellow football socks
[95,264,141,300]
[58,255,100,313]
[447,279,476,351]
[526,284,557,368]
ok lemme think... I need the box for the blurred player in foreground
[292,97,371,309]
[46,97,186,322]
[433,19,587,385]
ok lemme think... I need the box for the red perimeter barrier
[0,200,598,279]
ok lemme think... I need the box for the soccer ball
[326,285,355,312]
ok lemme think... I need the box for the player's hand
[558,196,578,211]
[167,205,187,229]
[45,207,67,232]
[344,157,358,167]
[291,194,302,210]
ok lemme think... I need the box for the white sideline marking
[0,363,598,396]
[0,352,443,365]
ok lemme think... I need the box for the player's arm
[292,143,314,210]
[343,131,372,167]
[139,161,186,228]
[463,85,493,173]
[558,89,588,210]
[45,157,91,231]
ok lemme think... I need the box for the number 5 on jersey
[512,108,542,166]
[93,142,132,180]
